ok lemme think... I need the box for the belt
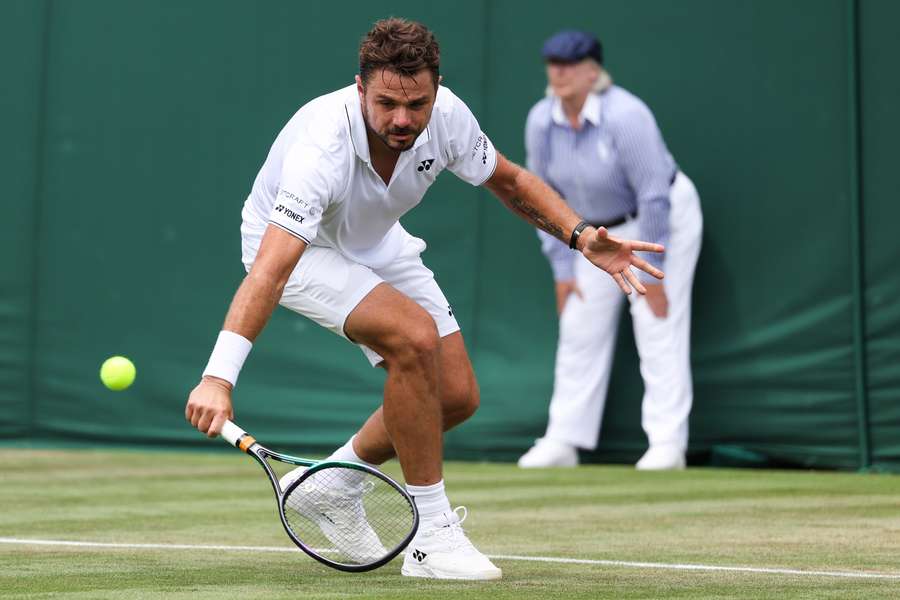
[591,210,637,229]
[590,170,679,229]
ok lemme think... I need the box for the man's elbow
[485,154,526,199]
[245,265,292,300]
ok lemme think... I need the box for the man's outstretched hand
[579,226,665,295]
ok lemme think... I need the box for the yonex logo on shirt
[274,204,305,224]
[417,159,435,172]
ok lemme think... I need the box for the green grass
[2,449,899,599]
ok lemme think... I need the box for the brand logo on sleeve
[274,204,305,223]
[471,134,489,164]
[417,158,435,172]
[277,188,319,215]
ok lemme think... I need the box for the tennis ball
[100,356,136,391]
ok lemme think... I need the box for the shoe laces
[427,506,476,552]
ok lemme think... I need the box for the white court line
[1,537,898,580]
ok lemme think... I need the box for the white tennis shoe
[401,507,502,580]
[279,467,387,563]
[517,437,578,468]
[636,445,686,470]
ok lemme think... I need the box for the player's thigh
[373,236,460,341]
[344,282,440,362]
[369,235,476,411]
[276,245,441,366]
[277,245,383,340]
[349,235,460,366]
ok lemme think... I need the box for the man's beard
[373,124,419,151]
[362,106,420,152]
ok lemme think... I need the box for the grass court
[2,449,899,599]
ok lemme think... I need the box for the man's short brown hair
[359,18,440,88]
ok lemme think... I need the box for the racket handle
[220,420,246,447]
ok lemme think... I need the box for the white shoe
[279,467,387,563]
[278,466,308,492]
[401,507,502,580]
[517,438,578,468]
[636,445,686,470]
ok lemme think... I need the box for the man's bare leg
[352,331,478,465]
[343,284,500,580]
[343,283,446,485]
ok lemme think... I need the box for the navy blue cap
[541,30,603,64]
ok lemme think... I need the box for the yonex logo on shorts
[412,549,427,562]
[417,159,435,172]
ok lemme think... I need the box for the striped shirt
[525,86,676,281]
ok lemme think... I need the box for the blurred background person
[518,30,703,470]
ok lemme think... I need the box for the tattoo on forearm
[507,196,565,241]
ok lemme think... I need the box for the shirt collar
[551,93,601,128]
[344,94,431,164]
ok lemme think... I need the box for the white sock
[324,435,377,488]
[406,479,452,520]
[326,435,378,467]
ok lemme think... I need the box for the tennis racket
[219,420,418,572]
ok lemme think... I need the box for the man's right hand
[555,280,582,315]
[185,376,234,438]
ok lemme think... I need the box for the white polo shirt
[241,83,498,269]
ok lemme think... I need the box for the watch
[568,220,590,250]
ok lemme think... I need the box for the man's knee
[383,316,441,369]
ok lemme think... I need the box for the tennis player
[185,18,663,580]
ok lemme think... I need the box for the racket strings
[283,466,414,566]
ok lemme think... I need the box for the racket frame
[220,420,419,572]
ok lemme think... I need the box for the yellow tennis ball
[100,356,136,391]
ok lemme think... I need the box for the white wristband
[202,330,252,387]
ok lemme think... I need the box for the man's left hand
[579,226,664,294]
[643,283,668,318]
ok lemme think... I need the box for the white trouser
[543,172,703,451]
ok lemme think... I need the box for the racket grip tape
[220,420,255,452]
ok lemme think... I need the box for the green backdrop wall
[3,0,898,470]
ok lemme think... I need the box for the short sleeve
[269,142,337,243]
[444,91,498,186]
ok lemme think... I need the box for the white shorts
[245,235,459,366]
